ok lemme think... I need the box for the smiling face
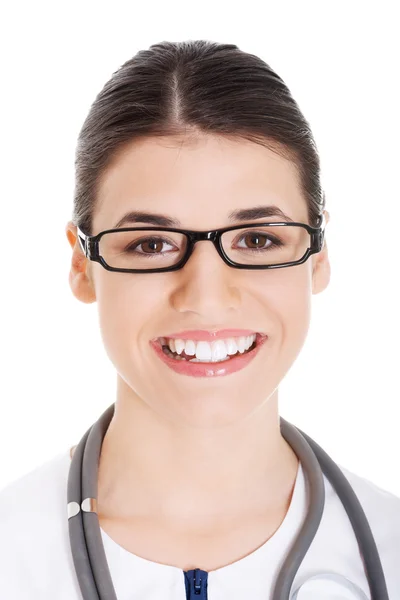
[66,134,330,428]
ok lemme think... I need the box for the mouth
[150,332,268,378]
[156,332,266,363]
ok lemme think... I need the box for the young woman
[1,39,399,599]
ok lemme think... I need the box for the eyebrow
[113,205,294,228]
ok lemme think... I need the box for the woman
[1,39,399,599]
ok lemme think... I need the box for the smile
[150,333,268,378]
[158,334,257,362]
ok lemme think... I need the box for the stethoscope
[67,403,389,599]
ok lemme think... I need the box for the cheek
[280,280,312,358]
[259,268,312,352]
[94,275,161,361]
[283,291,311,355]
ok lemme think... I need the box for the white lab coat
[0,448,399,599]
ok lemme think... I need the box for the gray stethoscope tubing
[67,403,389,599]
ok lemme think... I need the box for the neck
[95,379,299,528]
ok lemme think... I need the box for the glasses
[77,213,326,274]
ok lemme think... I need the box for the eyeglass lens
[98,226,310,269]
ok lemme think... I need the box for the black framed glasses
[76,213,326,274]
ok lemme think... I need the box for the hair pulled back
[72,39,326,235]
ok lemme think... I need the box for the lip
[149,333,268,378]
[154,329,265,342]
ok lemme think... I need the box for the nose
[169,240,241,316]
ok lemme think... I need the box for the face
[66,134,330,428]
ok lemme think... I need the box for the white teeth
[174,339,185,355]
[211,340,228,361]
[237,337,247,353]
[163,334,257,360]
[195,341,215,361]
[225,338,238,355]
[184,340,196,356]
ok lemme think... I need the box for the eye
[235,231,283,251]
[125,236,176,254]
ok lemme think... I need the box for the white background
[0,1,399,496]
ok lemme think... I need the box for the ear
[65,221,96,304]
[312,210,331,295]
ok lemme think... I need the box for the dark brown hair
[72,39,326,236]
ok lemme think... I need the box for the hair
[72,39,326,236]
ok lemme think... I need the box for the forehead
[93,134,307,232]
